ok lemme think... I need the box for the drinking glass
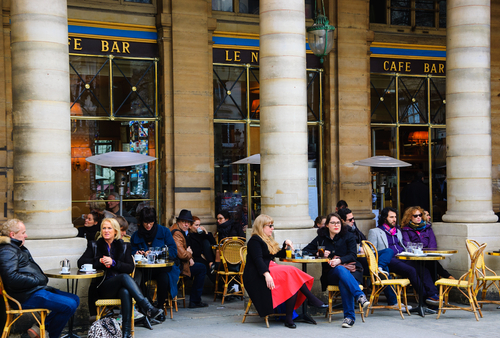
[406,243,413,253]
[318,246,326,257]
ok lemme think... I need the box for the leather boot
[137,298,163,320]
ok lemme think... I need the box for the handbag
[333,255,356,273]
[88,317,122,338]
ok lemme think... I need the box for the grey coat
[367,227,406,252]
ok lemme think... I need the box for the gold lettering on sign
[122,42,130,54]
[101,40,109,52]
[111,41,120,53]
[383,61,390,71]
[252,52,259,63]
[390,62,397,72]
[439,64,444,73]
[405,62,411,72]
[73,38,82,51]
[225,50,232,61]
[234,51,241,62]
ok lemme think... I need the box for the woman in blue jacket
[130,207,180,319]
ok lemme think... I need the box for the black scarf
[137,222,158,245]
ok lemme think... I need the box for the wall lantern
[72,147,92,171]
[306,0,335,63]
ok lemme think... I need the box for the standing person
[400,206,454,280]
[78,218,163,338]
[187,216,217,281]
[0,219,80,338]
[171,210,208,308]
[367,207,440,306]
[313,215,326,229]
[216,210,244,242]
[130,207,180,320]
[243,214,327,329]
[401,171,430,212]
[303,213,370,328]
[77,211,102,241]
[107,192,136,225]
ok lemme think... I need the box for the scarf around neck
[409,220,427,232]
[382,223,397,236]
[138,222,159,245]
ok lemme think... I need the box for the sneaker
[378,267,389,277]
[426,295,440,306]
[389,304,413,311]
[228,285,237,293]
[27,325,40,338]
[341,317,355,328]
[357,294,370,309]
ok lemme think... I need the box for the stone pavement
[127,295,498,338]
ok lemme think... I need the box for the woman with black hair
[313,215,326,228]
[130,207,180,320]
[303,213,369,328]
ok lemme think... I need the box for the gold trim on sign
[68,33,156,44]
[68,19,156,32]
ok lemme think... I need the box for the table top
[136,260,174,268]
[487,251,500,256]
[280,257,329,263]
[396,255,445,261]
[45,268,104,279]
[423,249,458,254]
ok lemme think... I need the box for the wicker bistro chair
[1,276,49,338]
[326,284,365,323]
[466,239,500,308]
[361,240,411,319]
[214,237,246,304]
[435,241,487,321]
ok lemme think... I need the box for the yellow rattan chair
[1,276,49,338]
[145,279,174,319]
[466,239,500,308]
[435,241,486,321]
[214,237,245,304]
[361,240,411,319]
[326,284,365,323]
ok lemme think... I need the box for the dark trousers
[388,258,438,298]
[189,262,207,304]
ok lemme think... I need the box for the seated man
[171,209,208,308]
[0,219,80,338]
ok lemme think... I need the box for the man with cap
[171,209,208,308]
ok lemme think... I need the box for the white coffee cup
[61,266,70,273]
[81,264,93,271]
[134,254,143,261]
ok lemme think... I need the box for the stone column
[442,0,497,223]
[11,0,78,239]
[260,0,312,230]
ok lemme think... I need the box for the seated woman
[313,215,326,229]
[243,214,327,329]
[77,211,102,241]
[401,206,454,280]
[78,218,163,338]
[303,212,370,328]
[130,207,180,319]
[187,216,217,280]
[216,210,244,242]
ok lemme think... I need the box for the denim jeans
[327,265,365,321]
[22,288,80,338]
[189,262,207,304]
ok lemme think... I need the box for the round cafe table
[280,257,328,324]
[487,251,500,256]
[396,254,445,317]
[45,268,104,338]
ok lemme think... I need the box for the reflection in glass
[212,0,233,12]
[307,71,322,121]
[371,127,397,210]
[439,1,446,28]
[398,77,427,124]
[431,128,446,221]
[239,0,258,14]
[370,0,387,23]
[214,66,247,119]
[371,75,396,123]
[391,0,411,26]
[308,126,320,219]
[70,56,111,117]
[249,68,260,119]
[430,77,446,124]
[415,0,435,27]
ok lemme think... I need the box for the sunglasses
[265,223,274,228]
[412,214,422,218]
[347,217,354,222]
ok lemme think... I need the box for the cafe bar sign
[68,36,158,58]
[371,58,446,75]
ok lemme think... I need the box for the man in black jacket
[0,219,79,338]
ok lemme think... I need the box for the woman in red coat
[243,214,326,329]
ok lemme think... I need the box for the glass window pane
[415,0,436,27]
[70,56,110,117]
[308,125,321,220]
[214,123,247,223]
[398,77,428,124]
[112,59,155,117]
[370,0,387,24]
[439,1,446,28]
[212,0,233,12]
[430,77,446,124]
[391,0,411,25]
[307,70,322,121]
[431,128,446,221]
[213,66,247,119]
[249,68,260,119]
[305,0,314,19]
[371,75,396,123]
[239,0,258,14]
[371,127,397,209]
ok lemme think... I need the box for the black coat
[77,238,133,315]
[217,219,245,242]
[242,235,286,317]
[303,228,362,291]
[187,231,216,265]
[0,236,49,303]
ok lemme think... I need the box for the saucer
[79,268,97,273]
[60,270,71,274]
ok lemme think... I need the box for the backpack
[88,317,122,338]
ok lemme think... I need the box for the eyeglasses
[329,221,341,225]
[265,223,274,228]
[347,217,354,222]
[412,214,422,218]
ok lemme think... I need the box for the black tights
[284,283,323,324]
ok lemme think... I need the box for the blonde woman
[243,214,326,329]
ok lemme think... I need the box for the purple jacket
[401,224,437,249]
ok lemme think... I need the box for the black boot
[122,322,133,338]
[137,298,163,320]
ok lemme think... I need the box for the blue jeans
[22,288,80,338]
[378,249,398,305]
[327,265,365,321]
[189,262,207,304]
